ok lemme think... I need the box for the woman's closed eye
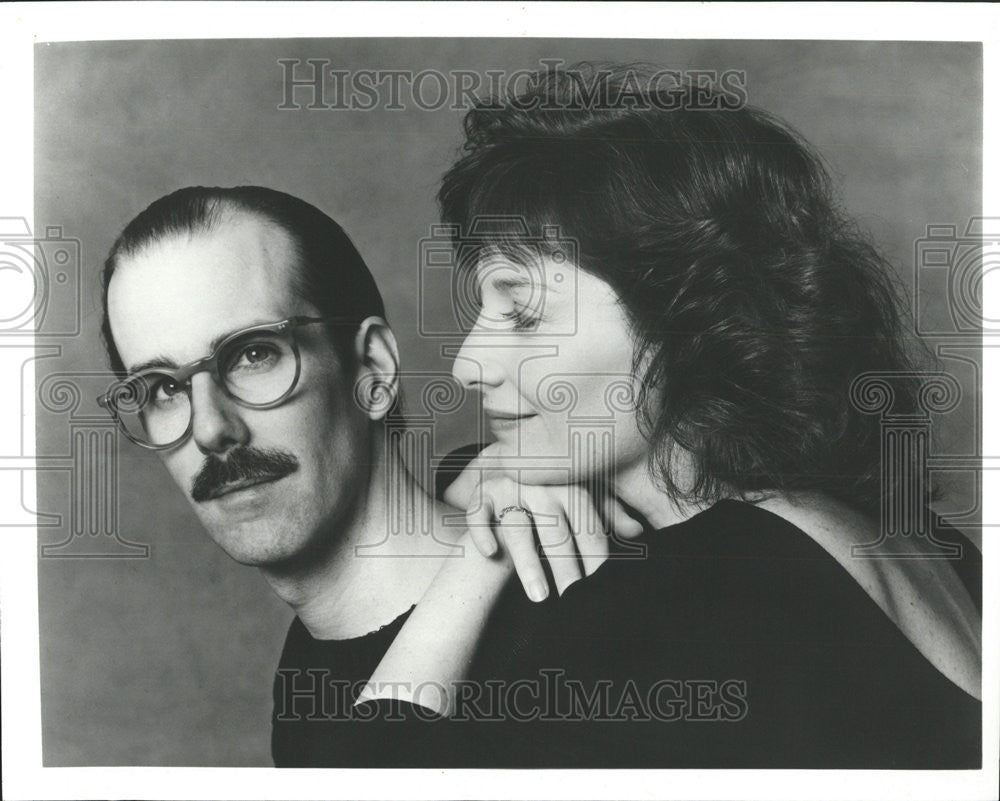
[499,306,542,331]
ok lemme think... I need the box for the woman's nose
[189,372,250,455]
[451,325,506,390]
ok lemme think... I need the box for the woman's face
[451,252,653,484]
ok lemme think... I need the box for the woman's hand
[443,444,644,602]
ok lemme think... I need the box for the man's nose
[451,325,506,390]
[189,373,250,455]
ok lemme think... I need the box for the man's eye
[229,342,281,371]
[149,377,184,405]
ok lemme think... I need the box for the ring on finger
[496,505,535,524]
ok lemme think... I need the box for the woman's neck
[610,454,705,531]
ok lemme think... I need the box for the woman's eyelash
[500,307,542,331]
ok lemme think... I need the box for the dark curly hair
[438,63,925,516]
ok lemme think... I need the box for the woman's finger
[495,508,550,603]
[465,497,498,557]
[564,485,610,577]
[534,509,584,595]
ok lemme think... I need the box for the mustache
[190,447,299,503]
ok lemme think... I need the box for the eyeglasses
[97,316,353,450]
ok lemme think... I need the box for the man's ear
[352,316,400,421]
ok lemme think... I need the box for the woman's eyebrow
[490,274,559,294]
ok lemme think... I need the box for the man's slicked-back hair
[101,185,386,378]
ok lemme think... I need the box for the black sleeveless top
[271,492,981,768]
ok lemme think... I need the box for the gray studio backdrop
[34,39,981,766]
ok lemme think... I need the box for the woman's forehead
[474,250,573,294]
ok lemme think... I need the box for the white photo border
[1,3,997,800]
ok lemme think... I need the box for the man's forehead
[108,212,305,370]
[124,211,295,275]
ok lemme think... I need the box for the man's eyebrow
[127,356,178,376]
[126,320,277,375]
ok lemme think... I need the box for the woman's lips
[484,410,538,431]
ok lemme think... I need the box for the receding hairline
[109,203,304,289]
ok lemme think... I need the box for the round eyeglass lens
[110,372,191,446]
[108,329,299,447]
[219,330,298,405]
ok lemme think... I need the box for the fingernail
[527,579,549,603]
[478,538,497,557]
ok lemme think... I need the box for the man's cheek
[160,454,197,497]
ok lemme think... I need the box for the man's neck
[259,430,466,639]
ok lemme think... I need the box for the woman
[300,64,982,768]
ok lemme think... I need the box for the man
[98,186,478,764]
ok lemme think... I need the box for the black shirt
[271,497,981,768]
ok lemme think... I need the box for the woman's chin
[486,445,611,486]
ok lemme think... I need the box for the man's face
[108,212,371,567]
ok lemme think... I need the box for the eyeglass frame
[96,315,358,450]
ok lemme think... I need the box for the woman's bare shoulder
[757,491,981,700]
